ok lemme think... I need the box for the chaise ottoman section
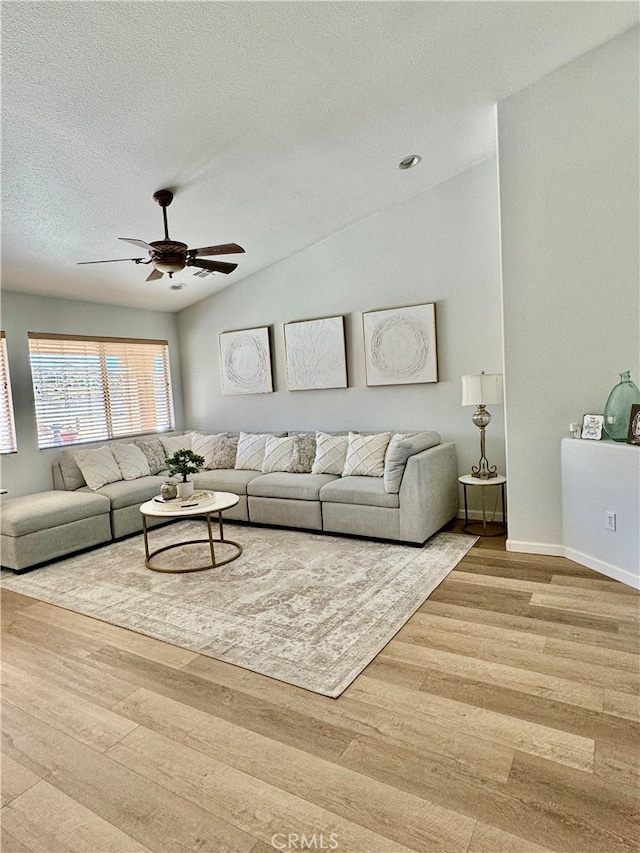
[0,490,111,571]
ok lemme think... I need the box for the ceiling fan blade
[187,258,238,274]
[189,242,245,257]
[146,268,164,282]
[119,237,155,251]
[77,257,146,265]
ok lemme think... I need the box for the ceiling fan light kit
[78,189,245,283]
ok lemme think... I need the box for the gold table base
[142,510,242,573]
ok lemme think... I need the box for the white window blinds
[0,332,18,454]
[28,333,175,449]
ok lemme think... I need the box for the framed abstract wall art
[363,302,438,386]
[284,315,348,391]
[219,326,273,395]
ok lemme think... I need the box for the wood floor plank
[338,736,631,853]
[419,668,640,749]
[344,676,595,772]
[420,601,638,653]
[595,738,640,788]
[183,655,516,785]
[111,687,476,853]
[0,753,41,807]
[447,570,557,595]
[475,638,640,695]
[543,636,640,673]
[549,574,640,596]
[0,827,33,853]
[2,662,139,752]
[468,821,559,853]
[87,644,356,761]
[506,751,640,851]
[384,639,605,711]
[604,690,640,722]
[106,725,420,853]
[1,780,153,852]
[0,634,138,710]
[402,610,548,652]
[529,589,640,623]
[1,701,257,853]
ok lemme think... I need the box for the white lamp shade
[461,373,503,406]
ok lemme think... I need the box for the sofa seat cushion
[192,469,262,495]
[1,490,111,537]
[247,472,338,501]
[319,477,400,509]
[81,476,169,510]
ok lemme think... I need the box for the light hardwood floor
[2,524,639,853]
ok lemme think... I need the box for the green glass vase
[603,371,640,441]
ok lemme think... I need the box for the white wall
[0,291,184,497]
[498,28,639,554]
[562,439,639,588]
[178,157,505,510]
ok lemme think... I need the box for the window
[28,333,174,449]
[0,332,17,454]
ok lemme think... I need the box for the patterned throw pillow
[342,432,391,477]
[190,432,227,469]
[111,443,151,480]
[134,439,166,475]
[290,433,316,474]
[262,435,295,473]
[74,446,123,490]
[311,431,349,475]
[235,432,269,471]
[209,434,239,469]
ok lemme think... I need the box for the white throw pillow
[111,443,151,480]
[74,446,123,490]
[311,431,349,475]
[190,432,227,469]
[160,434,191,458]
[235,432,269,471]
[262,435,295,473]
[342,432,391,477]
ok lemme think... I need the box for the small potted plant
[164,448,205,498]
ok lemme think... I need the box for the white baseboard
[506,540,565,557]
[563,547,640,590]
[457,509,505,522]
[506,540,639,590]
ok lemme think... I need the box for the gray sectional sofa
[1,429,458,571]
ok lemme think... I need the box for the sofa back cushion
[342,432,391,478]
[74,446,123,491]
[111,443,151,480]
[383,430,441,493]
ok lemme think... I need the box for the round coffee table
[139,490,242,573]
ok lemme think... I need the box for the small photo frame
[627,404,640,445]
[581,414,604,440]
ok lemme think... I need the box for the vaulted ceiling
[2,2,637,312]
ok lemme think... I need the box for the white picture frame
[219,326,273,396]
[363,302,438,386]
[581,413,604,440]
[284,315,348,391]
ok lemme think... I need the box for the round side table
[458,474,507,537]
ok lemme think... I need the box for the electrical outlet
[605,512,616,532]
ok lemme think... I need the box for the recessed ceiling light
[398,154,422,170]
[170,283,186,290]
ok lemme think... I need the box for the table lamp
[461,371,503,479]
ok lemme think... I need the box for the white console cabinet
[561,438,639,589]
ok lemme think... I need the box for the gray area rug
[1,522,475,696]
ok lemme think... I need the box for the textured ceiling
[2,2,637,312]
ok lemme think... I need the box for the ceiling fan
[78,190,245,281]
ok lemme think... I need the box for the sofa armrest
[398,442,458,543]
